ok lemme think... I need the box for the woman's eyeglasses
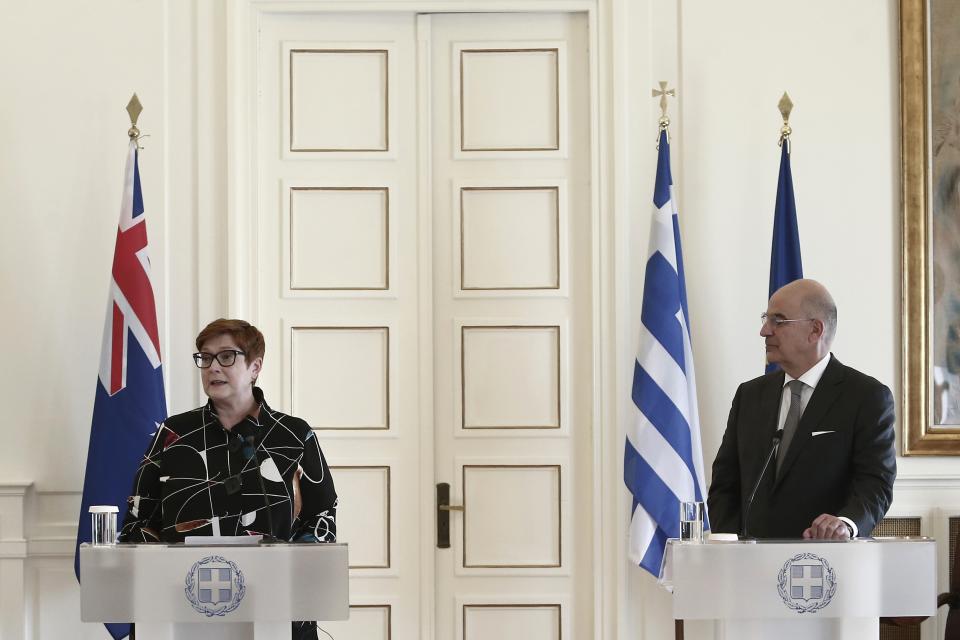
[192,349,245,368]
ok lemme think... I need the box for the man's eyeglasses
[760,313,815,328]
[193,349,246,368]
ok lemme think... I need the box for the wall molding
[27,538,75,558]
[895,474,960,489]
[0,482,32,553]
[0,482,31,640]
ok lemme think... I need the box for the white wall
[0,1,217,637]
[0,0,953,638]
[0,0,226,486]
[678,0,901,468]
[622,2,954,639]
[1,0,167,490]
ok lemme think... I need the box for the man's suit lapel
[774,355,846,488]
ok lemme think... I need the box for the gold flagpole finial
[778,92,793,149]
[652,80,676,131]
[126,93,143,142]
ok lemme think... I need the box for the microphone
[741,428,783,539]
[233,423,278,542]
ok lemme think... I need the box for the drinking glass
[679,501,704,543]
[89,505,119,546]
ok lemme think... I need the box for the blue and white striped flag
[624,129,709,577]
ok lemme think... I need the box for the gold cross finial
[126,93,143,141]
[652,81,676,130]
[778,92,793,148]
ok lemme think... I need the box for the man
[708,279,896,539]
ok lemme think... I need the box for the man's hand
[802,513,851,540]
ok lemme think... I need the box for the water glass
[679,501,704,543]
[89,505,119,546]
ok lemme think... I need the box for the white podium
[661,537,936,640]
[80,542,349,640]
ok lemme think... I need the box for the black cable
[317,625,335,640]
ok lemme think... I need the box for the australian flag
[766,140,803,373]
[76,140,167,640]
[624,129,709,577]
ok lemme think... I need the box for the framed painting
[902,0,960,453]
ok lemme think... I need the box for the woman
[119,319,337,639]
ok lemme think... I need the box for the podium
[661,537,936,640]
[80,542,349,640]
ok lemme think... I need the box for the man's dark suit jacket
[707,354,896,538]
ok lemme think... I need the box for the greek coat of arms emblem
[184,555,246,617]
[777,552,837,613]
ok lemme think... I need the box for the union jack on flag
[76,139,167,640]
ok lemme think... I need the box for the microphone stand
[236,425,279,543]
[741,429,783,540]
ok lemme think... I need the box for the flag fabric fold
[766,140,803,373]
[75,140,167,640]
[624,129,709,577]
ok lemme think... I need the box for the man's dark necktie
[776,380,805,475]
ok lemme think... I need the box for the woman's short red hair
[195,319,265,362]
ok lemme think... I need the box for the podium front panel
[80,543,348,624]
[663,538,935,620]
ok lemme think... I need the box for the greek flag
[624,129,709,577]
[766,140,802,373]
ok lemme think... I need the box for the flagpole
[76,91,166,640]
[625,81,709,578]
[766,91,804,373]
[652,80,676,143]
[126,93,143,144]
[778,91,793,152]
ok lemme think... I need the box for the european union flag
[767,140,803,373]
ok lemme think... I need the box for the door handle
[436,482,464,548]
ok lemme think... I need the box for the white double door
[251,9,593,640]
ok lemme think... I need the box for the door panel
[258,12,421,640]
[430,12,592,640]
